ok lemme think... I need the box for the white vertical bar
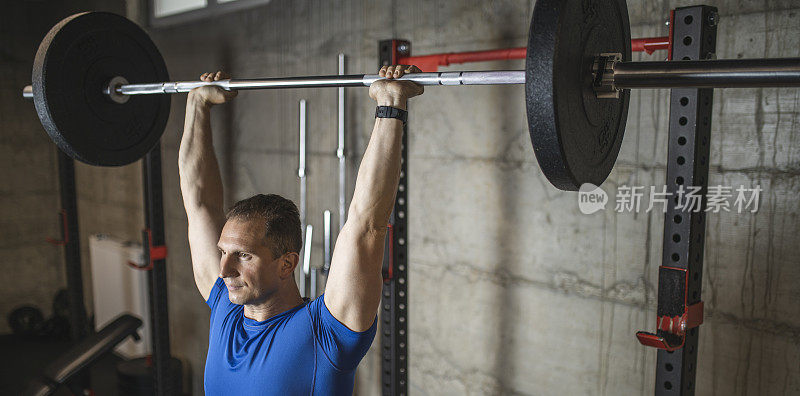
[303,224,313,278]
[298,99,307,297]
[337,54,347,231]
[299,99,307,227]
[323,210,332,274]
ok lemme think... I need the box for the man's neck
[243,286,304,322]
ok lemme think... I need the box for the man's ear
[278,252,300,279]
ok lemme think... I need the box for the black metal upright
[142,144,173,396]
[55,151,90,393]
[655,6,717,395]
[56,151,89,341]
[379,39,410,396]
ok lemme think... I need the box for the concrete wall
[3,0,798,395]
[145,1,800,394]
[0,1,128,334]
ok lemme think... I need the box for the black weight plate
[32,12,170,166]
[8,306,45,336]
[526,0,631,191]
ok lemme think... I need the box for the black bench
[24,314,142,396]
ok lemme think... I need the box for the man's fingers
[200,71,229,82]
[379,66,388,78]
[406,65,421,73]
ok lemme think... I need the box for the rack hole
[680,97,689,106]
[676,176,684,185]
[679,116,688,126]
[665,363,673,372]
[671,253,680,262]
[664,381,673,390]
[677,156,686,165]
[683,36,693,46]
[684,15,693,25]
[672,234,681,243]
[674,215,682,224]
[683,56,692,60]
[678,136,687,145]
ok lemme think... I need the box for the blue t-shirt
[204,278,377,395]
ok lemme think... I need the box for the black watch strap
[375,106,408,124]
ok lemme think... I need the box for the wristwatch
[375,106,408,125]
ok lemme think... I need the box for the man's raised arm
[325,65,423,331]
[179,71,237,301]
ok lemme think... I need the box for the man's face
[217,218,283,306]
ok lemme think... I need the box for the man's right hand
[189,71,238,106]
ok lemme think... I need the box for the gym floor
[2,0,799,395]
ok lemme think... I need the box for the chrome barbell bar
[21,58,800,100]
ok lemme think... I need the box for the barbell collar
[612,57,800,89]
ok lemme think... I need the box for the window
[150,0,272,26]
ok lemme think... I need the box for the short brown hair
[225,194,303,257]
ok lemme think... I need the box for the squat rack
[379,5,713,396]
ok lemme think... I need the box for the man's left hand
[369,65,424,110]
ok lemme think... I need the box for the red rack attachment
[46,209,69,246]
[130,228,168,271]
[398,36,671,72]
[636,266,704,351]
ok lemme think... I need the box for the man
[179,65,423,395]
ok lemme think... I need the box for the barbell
[22,0,800,190]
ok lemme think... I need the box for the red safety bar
[398,36,670,72]
[632,36,671,55]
